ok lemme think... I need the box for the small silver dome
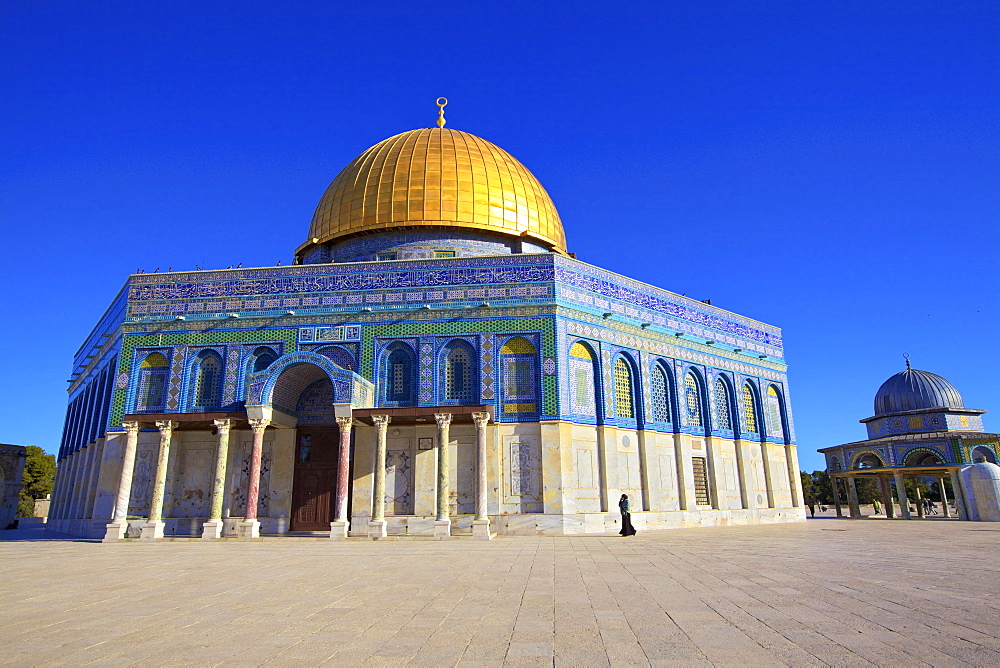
[873,367,964,416]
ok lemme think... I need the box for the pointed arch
[650,360,674,425]
[500,336,538,415]
[613,354,637,420]
[742,381,761,437]
[136,352,169,412]
[192,350,223,410]
[765,384,787,442]
[569,340,599,419]
[249,346,278,373]
[382,341,416,406]
[714,376,734,432]
[683,369,706,431]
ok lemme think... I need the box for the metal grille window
[651,366,671,422]
[386,347,413,403]
[444,344,474,403]
[505,359,534,398]
[743,384,758,433]
[766,386,784,440]
[692,457,710,505]
[614,358,634,419]
[195,354,221,408]
[685,373,702,427]
[714,379,731,430]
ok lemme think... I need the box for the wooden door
[291,427,340,531]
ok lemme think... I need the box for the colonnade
[365,412,492,540]
[830,471,963,520]
[47,432,108,529]
[101,409,496,542]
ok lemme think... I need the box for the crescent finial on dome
[436,97,448,128]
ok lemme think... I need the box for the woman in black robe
[618,493,636,536]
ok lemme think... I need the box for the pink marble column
[102,421,141,542]
[330,415,353,539]
[238,418,269,538]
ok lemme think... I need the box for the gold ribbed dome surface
[305,128,566,253]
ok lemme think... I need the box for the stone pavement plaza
[1,519,999,666]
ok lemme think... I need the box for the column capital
[213,418,233,435]
[154,420,177,436]
[371,414,392,429]
[471,412,491,428]
[248,418,270,434]
[336,415,353,429]
[434,413,453,428]
[122,420,141,436]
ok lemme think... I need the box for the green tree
[800,471,815,504]
[17,446,55,518]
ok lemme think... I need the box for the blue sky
[2,2,997,472]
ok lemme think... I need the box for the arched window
[613,358,634,419]
[684,372,702,427]
[742,384,759,434]
[714,378,732,431]
[251,347,277,372]
[441,341,478,404]
[194,352,222,409]
[766,385,785,441]
[650,364,672,423]
[971,445,998,464]
[137,352,169,412]
[384,344,415,405]
[500,337,537,414]
[854,452,883,469]
[569,342,598,418]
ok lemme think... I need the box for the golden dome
[300,127,566,258]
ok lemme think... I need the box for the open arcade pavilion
[820,363,1000,520]
[47,101,806,541]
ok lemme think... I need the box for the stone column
[368,415,390,539]
[893,472,912,519]
[733,439,750,510]
[846,476,861,518]
[140,421,176,541]
[879,477,894,518]
[760,442,775,508]
[785,444,803,508]
[238,418,270,539]
[914,481,925,518]
[949,470,969,520]
[103,421,141,542]
[330,415,353,539]
[433,413,452,539]
[831,476,843,518]
[939,477,951,518]
[472,412,492,540]
[202,419,232,539]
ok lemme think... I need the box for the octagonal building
[48,109,806,540]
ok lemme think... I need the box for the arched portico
[250,357,362,532]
